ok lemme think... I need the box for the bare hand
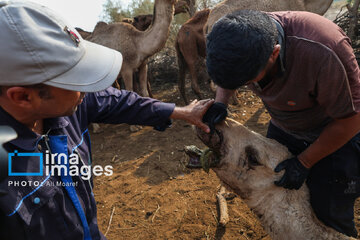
[171,99,215,133]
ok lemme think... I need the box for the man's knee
[308,179,358,237]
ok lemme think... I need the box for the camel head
[196,119,291,198]
[174,0,189,15]
[133,14,153,31]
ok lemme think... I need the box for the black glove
[202,102,228,132]
[274,156,309,190]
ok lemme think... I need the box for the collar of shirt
[0,107,69,151]
[272,17,286,74]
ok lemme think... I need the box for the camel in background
[87,0,177,98]
[76,1,188,99]
[175,9,210,104]
[176,0,334,105]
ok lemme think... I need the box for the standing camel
[175,9,210,104]
[87,0,176,97]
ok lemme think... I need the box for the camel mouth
[196,127,223,152]
[184,145,221,173]
[182,127,224,172]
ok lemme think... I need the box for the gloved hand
[202,102,228,132]
[274,156,310,190]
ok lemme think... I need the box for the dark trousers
[267,122,360,238]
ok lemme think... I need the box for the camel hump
[187,9,210,24]
[93,21,108,32]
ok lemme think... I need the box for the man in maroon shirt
[203,10,360,237]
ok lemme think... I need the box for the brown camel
[87,0,176,97]
[204,0,334,34]
[175,9,210,104]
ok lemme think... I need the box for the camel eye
[245,146,261,167]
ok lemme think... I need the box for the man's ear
[5,87,38,108]
[269,44,281,63]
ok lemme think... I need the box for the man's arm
[170,99,214,133]
[214,87,236,105]
[298,112,360,168]
[83,87,213,132]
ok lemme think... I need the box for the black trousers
[267,122,360,238]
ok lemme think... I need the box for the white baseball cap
[0,0,122,92]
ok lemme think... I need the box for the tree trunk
[347,0,360,41]
[186,0,196,17]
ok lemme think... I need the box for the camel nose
[196,127,223,151]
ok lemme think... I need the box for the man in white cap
[0,1,213,239]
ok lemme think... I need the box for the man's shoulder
[268,11,348,48]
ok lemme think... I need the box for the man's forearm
[298,112,360,168]
[215,87,236,105]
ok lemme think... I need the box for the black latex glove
[202,102,228,132]
[274,156,310,190]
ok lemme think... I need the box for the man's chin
[62,106,78,116]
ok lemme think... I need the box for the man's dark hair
[0,84,52,99]
[206,10,278,89]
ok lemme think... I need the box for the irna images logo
[8,150,43,176]
[8,150,113,180]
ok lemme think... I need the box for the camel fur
[196,118,356,240]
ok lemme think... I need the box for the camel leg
[147,76,153,98]
[112,73,122,89]
[181,45,202,100]
[133,72,139,93]
[143,59,153,98]
[188,62,202,100]
[177,59,188,105]
[121,68,134,92]
[176,43,189,105]
[138,61,149,97]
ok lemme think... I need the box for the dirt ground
[91,2,360,239]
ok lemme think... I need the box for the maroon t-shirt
[249,11,360,142]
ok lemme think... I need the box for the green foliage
[102,0,131,22]
[130,0,154,16]
[196,0,221,10]
[102,0,154,23]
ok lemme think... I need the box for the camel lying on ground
[195,118,355,240]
